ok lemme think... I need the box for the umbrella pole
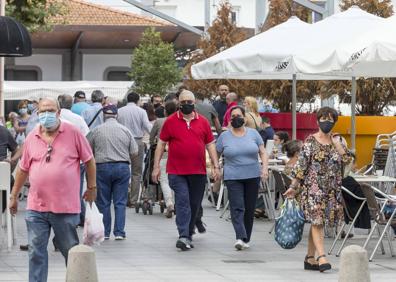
[292,74,297,140]
[0,0,5,118]
[351,77,357,152]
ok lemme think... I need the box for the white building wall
[153,0,257,28]
[14,54,62,81]
[82,54,132,81]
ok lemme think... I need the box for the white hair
[39,97,60,110]
[179,90,195,101]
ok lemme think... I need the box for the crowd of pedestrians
[0,84,356,281]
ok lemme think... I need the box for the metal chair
[328,186,368,256]
[360,184,396,261]
[0,161,14,250]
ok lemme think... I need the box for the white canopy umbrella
[191,6,385,147]
[4,81,133,101]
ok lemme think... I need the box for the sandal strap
[305,255,315,260]
[316,254,326,261]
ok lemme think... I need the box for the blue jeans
[168,174,206,240]
[96,162,131,237]
[80,163,86,223]
[226,178,260,243]
[25,210,79,282]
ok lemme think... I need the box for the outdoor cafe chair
[360,184,396,262]
[0,161,16,251]
[328,186,368,257]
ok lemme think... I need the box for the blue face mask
[39,111,58,129]
[19,108,28,115]
[27,103,35,112]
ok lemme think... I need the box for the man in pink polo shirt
[152,90,220,251]
[9,97,97,282]
[222,92,238,128]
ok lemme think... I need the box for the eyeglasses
[179,100,194,105]
[46,145,53,163]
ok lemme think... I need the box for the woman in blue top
[216,106,269,250]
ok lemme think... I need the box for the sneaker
[234,239,249,251]
[104,236,110,240]
[195,221,206,234]
[234,239,244,250]
[176,238,192,251]
[115,236,126,240]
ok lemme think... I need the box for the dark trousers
[226,177,260,243]
[96,163,131,237]
[168,174,206,240]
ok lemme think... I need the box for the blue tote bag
[275,199,305,249]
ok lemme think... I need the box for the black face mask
[231,116,245,128]
[153,103,161,109]
[319,121,334,134]
[180,104,194,115]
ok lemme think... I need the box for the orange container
[333,116,396,168]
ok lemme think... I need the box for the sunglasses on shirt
[46,145,53,163]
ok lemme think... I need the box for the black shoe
[340,231,354,239]
[304,255,319,271]
[176,238,192,251]
[317,255,332,272]
[195,221,206,234]
[19,244,29,251]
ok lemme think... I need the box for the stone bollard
[339,245,370,282]
[66,245,98,282]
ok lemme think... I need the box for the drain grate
[222,260,265,264]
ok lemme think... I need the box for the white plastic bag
[83,202,105,246]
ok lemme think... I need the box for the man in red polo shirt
[152,90,220,251]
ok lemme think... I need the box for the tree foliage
[129,27,182,96]
[5,0,67,32]
[184,0,319,112]
[325,0,395,115]
[184,1,263,98]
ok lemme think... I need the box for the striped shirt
[117,102,152,138]
[86,118,138,164]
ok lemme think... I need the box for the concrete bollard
[339,245,370,282]
[66,244,98,282]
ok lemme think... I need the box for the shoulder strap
[88,108,103,127]
[248,112,260,131]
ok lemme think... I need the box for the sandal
[304,255,319,271]
[317,254,332,272]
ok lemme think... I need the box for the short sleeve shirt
[216,128,263,180]
[160,111,214,175]
[20,122,93,213]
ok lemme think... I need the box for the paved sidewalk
[1,200,395,281]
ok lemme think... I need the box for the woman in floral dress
[284,107,352,273]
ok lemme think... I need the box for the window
[104,67,131,81]
[5,68,40,81]
[230,6,241,25]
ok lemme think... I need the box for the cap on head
[74,91,86,99]
[102,104,118,115]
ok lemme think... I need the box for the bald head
[179,90,195,102]
[226,92,238,105]
[39,97,60,112]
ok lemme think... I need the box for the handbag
[275,198,305,249]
